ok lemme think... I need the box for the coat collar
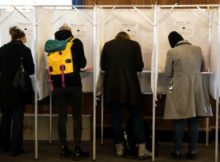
[175,40,191,47]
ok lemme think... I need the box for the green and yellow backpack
[45,37,76,91]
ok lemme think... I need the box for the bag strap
[14,47,25,73]
[68,37,77,43]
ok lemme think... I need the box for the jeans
[111,103,145,144]
[173,117,199,153]
[0,105,25,152]
[53,86,82,147]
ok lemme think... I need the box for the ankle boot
[186,152,197,160]
[115,143,124,157]
[73,146,89,161]
[60,145,72,157]
[138,143,152,160]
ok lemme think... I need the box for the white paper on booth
[173,21,194,41]
[70,24,87,42]
[120,23,139,39]
[17,22,33,50]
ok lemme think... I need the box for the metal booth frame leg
[33,6,39,160]
[101,94,104,144]
[49,91,52,144]
[93,5,97,161]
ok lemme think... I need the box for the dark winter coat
[101,38,144,108]
[0,40,34,107]
[52,30,87,87]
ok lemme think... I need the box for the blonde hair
[115,31,130,40]
[9,26,25,41]
[59,24,72,32]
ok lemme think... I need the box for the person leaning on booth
[163,31,213,160]
[0,26,34,156]
[101,31,152,160]
[45,24,88,160]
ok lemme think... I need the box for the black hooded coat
[0,41,34,107]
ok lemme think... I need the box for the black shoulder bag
[12,53,34,105]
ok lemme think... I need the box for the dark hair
[115,31,130,40]
[9,26,25,41]
[168,31,184,48]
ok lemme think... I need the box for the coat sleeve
[74,39,87,69]
[101,44,107,71]
[164,50,174,77]
[199,48,205,72]
[134,42,144,72]
[201,57,205,72]
[23,47,34,75]
[0,47,2,73]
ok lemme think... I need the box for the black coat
[52,30,87,87]
[101,38,144,108]
[0,41,34,107]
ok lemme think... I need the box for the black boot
[186,152,197,160]
[10,148,24,156]
[60,145,72,157]
[73,147,89,161]
[171,152,182,160]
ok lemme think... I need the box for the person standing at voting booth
[0,26,34,156]
[45,24,88,160]
[101,32,152,160]
[164,31,213,160]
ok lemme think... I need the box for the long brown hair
[115,31,130,40]
[9,26,25,41]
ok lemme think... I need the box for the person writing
[101,31,151,160]
[163,31,212,160]
[0,26,34,156]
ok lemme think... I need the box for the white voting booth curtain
[97,9,154,93]
[0,6,218,103]
[36,7,52,100]
[35,7,219,100]
[0,7,35,53]
[36,8,94,100]
[0,7,36,86]
[0,5,219,161]
[210,9,220,100]
[100,9,154,70]
[156,8,218,98]
[158,9,210,71]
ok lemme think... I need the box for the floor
[0,140,218,162]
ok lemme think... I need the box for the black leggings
[1,105,25,152]
[111,103,146,144]
[53,86,82,147]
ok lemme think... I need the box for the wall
[85,0,220,5]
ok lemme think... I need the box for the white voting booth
[35,6,96,159]
[0,5,39,158]
[0,4,219,162]
[97,5,219,161]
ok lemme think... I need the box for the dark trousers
[53,86,82,147]
[0,105,25,152]
[111,103,145,144]
[173,117,199,153]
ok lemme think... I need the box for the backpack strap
[69,37,77,43]
[48,66,53,92]
[60,64,65,88]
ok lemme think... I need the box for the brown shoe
[115,143,124,157]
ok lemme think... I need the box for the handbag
[12,54,34,104]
